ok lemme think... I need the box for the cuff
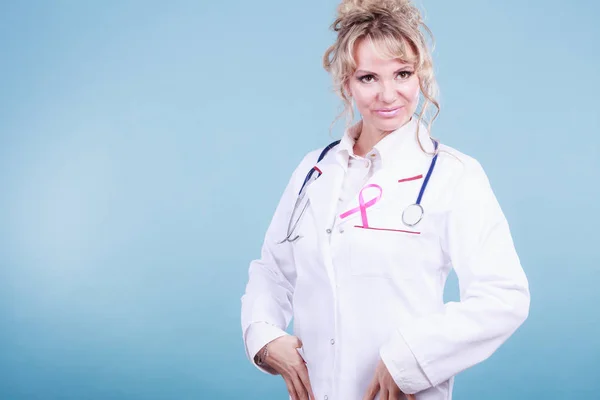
[379,328,432,394]
[245,321,289,375]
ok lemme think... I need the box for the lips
[374,106,403,118]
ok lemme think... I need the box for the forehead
[353,37,417,71]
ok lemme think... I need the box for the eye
[397,71,414,80]
[358,74,376,84]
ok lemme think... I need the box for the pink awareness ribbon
[339,184,383,228]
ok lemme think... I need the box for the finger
[405,395,416,400]
[290,372,309,400]
[283,375,299,400]
[380,386,389,400]
[362,379,379,400]
[388,388,399,400]
[388,384,401,400]
[296,364,316,400]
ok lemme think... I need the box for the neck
[353,118,411,157]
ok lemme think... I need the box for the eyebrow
[355,67,414,76]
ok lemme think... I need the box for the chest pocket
[341,201,431,280]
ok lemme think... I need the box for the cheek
[350,83,377,112]
[402,79,421,106]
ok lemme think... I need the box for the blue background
[1,0,598,399]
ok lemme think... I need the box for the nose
[379,81,397,104]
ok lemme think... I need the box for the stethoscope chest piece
[402,203,424,227]
[400,138,439,228]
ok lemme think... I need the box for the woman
[240,0,530,399]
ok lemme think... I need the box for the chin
[370,114,411,132]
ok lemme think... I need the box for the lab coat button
[324,396,328,400]
[326,229,332,234]
[330,339,335,345]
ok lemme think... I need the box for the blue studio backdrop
[0,0,599,399]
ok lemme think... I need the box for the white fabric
[241,119,530,400]
[334,120,379,213]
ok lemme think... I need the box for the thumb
[295,337,303,348]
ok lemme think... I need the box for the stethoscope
[401,139,439,227]
[280,140,340,243]
[280,138,439,243]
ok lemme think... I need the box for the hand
[363,359,416,400]
[262,335,315,400]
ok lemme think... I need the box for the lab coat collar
[334,121,362,168]
[334,117,435,170]
[323,118,437,228]
[306,118,436,244]
[374,118,435,168]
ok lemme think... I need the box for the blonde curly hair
[323,0,440,152]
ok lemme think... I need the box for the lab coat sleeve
[241,151,318,374]
[245,322,289,375]
[379,158,531,394]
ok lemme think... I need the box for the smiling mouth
[374,106,403,117]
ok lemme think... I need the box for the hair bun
[336,0,421,27]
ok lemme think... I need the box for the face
[346,38,420,134]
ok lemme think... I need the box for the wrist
[254,343,269,367]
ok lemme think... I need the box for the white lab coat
[241,121,530,400]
